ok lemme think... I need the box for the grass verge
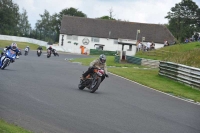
[0,40,46,50]
[136,42,200,68]
[0,119,32,133]
[70,56,200,102]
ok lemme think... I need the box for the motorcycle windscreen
[7,50,16,59]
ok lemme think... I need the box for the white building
[59,16,175,57]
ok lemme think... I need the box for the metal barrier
[0,35,48,46]
[159,61,200,89]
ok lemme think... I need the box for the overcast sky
[13,0,200,28]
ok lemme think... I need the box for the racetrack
[0,50,200,133]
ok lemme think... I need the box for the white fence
[0,35,48,47]
[159,61,200,90]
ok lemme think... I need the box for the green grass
[72,56,147,68]
[136,42,200,68]
[0,40,46,50]
[70,56,200,102]
[0,119,32,133]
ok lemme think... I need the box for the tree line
[0,0,199,43]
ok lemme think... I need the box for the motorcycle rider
[52,48,59,56]
[1,43,19,62]
[47,46,53,51]
[81,54,109,82]
[47,46,53,54]
[37,46,43,52]
[25,46,30,52]
[37,46,43,51]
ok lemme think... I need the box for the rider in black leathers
[37,46,43,51]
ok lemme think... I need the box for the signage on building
[82,38,89,45]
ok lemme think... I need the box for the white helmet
[11,43,17,50]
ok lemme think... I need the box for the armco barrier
[159,61,200,89]
[0,35,48,46]
[114,56,120,63]
[126,56,142,65]
[123,56,160,67]
[90,49,116,56]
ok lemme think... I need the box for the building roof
[60,16,175,44]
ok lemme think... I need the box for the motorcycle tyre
[37,52,41,57]
[90,78,101,93]
[78,80,85,90]
[1,59,9,70]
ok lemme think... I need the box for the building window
[67,35,72,40]
[72,35,78,40]
[67,35,78,40]
[91,37,99,42]
[127,45,132,51]
[114,39,118,44]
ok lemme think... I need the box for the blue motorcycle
[0,50,16,69]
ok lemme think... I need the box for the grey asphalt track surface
[0,50,200,133]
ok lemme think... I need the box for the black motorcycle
[47,49,51,58]
[78,67,105,93]
[52,49,59,56]
[37,49,42,57]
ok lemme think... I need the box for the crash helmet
[99,54,106,64]
[11,43,17,50]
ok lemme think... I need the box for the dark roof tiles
[60,16,175,44]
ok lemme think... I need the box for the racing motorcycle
[0,49,16,69]
[24,47,29,56]
[47,49,51,58]
[78,67,105,93]
[52,49,59,56]
[37,49,42,57]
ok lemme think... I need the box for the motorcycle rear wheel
[78,80,85,90]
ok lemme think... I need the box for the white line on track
[109,72,200,106]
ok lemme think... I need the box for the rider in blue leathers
[0,43,19,63]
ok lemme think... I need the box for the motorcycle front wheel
[90,78,101,93]
[1,59,9,69]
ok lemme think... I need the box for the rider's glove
[105,74,109,78]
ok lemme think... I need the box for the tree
[52,7,87,42]
[35,10,55,42]
[97,8,116,20]
[18,8,31,36]
[97,15,116,20]
[0,0,20,35]
[165,0,200,42]
[34,7,87,42]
